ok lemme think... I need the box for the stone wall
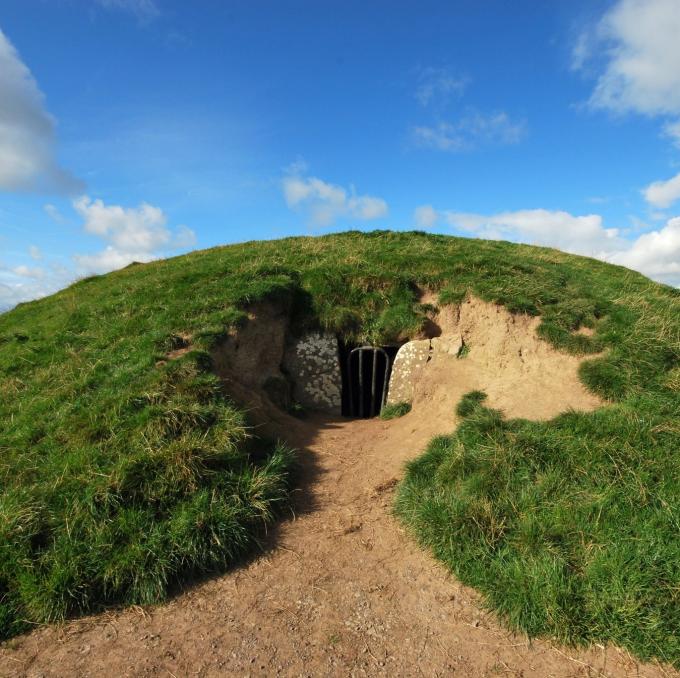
[283,332,342,413]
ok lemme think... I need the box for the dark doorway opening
[338,340,400,418]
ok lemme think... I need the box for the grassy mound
[0,231,678,663]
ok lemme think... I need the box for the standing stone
[282,332,342,413]
[386,340,432,405]
[387,335,464,405]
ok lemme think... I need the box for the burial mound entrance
[340,344,401,418]
[210,296,603,427]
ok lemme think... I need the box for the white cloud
[0,283,26,311]
[173,224,197,248]
[662,119,680,148]
[72,196,196,274]
[95,0,160,20]
[75,197,168,250]
[643,171,680,208]
[283,173,388,227]
[587,195,611,205]
[0,28,81,193]
[11,265,44,279]
[411,66,524,153]
[43,203,66,223]
[571,29,595,71]
[422,207,623,258]
[0,196,195,312]
[0,262,71,312]
[415,68,467,107]
[73,246,154,273]
[0,281,45,311]
[578,0,680,118]
[414,204,438,229]
[610,216,680,284]
[415,205,680,286]
[578,1,680,212]
[413,112,526,152]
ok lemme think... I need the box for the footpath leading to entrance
[1,410,670,677]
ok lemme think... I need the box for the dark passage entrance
[339,343,399,418]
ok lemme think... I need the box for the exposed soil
[409,295,604,422]
[2,299,673,677]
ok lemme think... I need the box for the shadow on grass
[161,403,341,601]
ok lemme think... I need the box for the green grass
[0,230,678,664]
[380,401,412,420]
[457,342,470,359]
[455,390,487,417]
[396,393,680,666]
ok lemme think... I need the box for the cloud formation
[413,204,438,229]
[416,207,622,257]
[411,65,526,153]
[413,112,526,152]
[577,0,680,119]
[643,171,680,209]
[662,120,680,148]
[283,173,388,227]
[95,0,160,20]
[414,205,680,286]
[415,68,467,107]
[609,217,680,284]
[43,203,66,223]
[0,28,81,193]
[72,196,195,273]
[0,197,195,312]
[577,0,680,221]
[0,262,71,311]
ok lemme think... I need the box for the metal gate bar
[347,346,390,418]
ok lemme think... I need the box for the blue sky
[2,0,680,310]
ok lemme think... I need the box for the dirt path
[1,408,674,678]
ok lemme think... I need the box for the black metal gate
[347,346,391,418]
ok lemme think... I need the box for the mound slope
[0,230,678,668]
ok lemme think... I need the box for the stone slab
[386,339,432,405]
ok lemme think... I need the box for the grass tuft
[380,401,412,420]
[456,390,488,417]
